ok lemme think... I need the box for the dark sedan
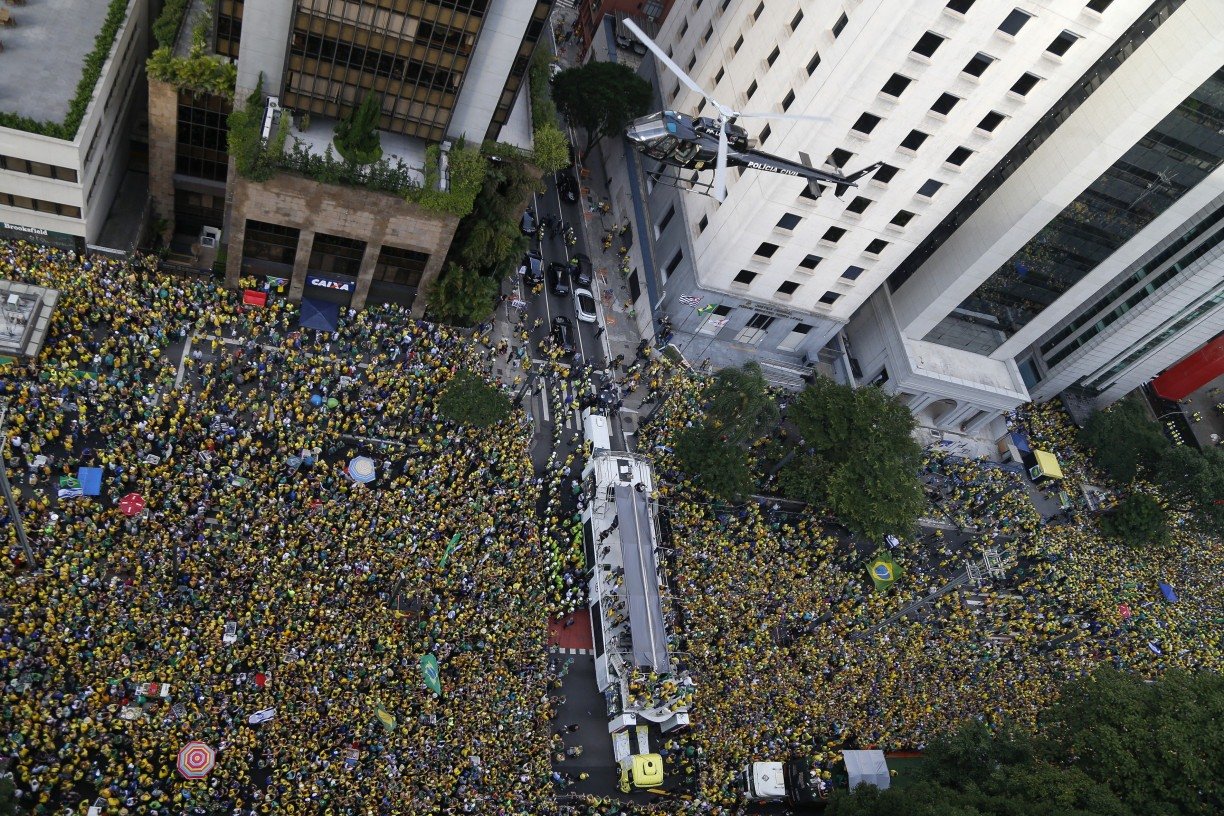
[551,316,575,354]
[547,261,571,297]
[556,170,580,203]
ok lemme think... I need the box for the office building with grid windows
[149,0,549,313]
[606,0,1223,419]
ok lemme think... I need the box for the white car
[573,287,598,323]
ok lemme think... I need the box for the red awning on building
[1151,334,1224,401]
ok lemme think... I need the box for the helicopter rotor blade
[713,124,728,203]
[623,19,732,118]
[732,112,833,123]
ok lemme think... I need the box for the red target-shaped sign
[177,741,216,778]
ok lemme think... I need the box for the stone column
[935,403,977,431]
[147,79,179,242]
[350,240,382,311]
[288,229,316,302]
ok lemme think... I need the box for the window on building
[832,12,849,37]
[900,129,930,151]
[733,269,758,285]
[1086,0,1113,12]
[655,205,675,238]
[680,21,689,38]
[998,9,1033,36]
[243,220,300,267]
[881,73,913,98]
[806,52,822,75]
[946,0,975,12]
[746,80,758,99]
[1047,30,1080,56]
[777,280,800,295]
[777,212,802,230]
[930,92,961,115]
[736,312,776,345]
[0,194,82,218]
[947,146,974,166]
[373,245,430,287]
[818,291,842,305]
[734,35,744,54]
[851,112,882,135]
[664,249,684,280]
[790,9,804,30]
[782,90,796,111]
[755,241,780,258]
[846,196,872,214]
[873,163,899,184]
[799,254,823,269]
[829,148,854,168]
[890,209,916,227]
[759,124,772,144]
[0,156,79,183]
[754,1,765,20]
[687,54,697,71]
[912,31,945,58]
[309,233,367,278]
[703,24,713,44]
[1011,72,1042,96]
[175,90,231,182]
[977,110,1006,132]
[963,52,996,77]
[799,186,819,201]
[698,214,709,233]
[822,226,847,243]
[768,46,781,67]
[917,178,945,198]
[843,265,866,280]
[715,67,725,84]
[864,239,889,255]
[778,322,812,351]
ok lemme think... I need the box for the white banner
[248,707,277,724]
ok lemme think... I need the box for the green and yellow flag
[867,552,901,592]
[372,701,397,732]
[420,654,442,696]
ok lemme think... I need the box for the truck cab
[743,759,827,806]
[618,753,664,793]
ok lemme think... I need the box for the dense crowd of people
[0,241,562,815]
[638,369,1224,808]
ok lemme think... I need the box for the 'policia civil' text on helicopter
[622,19,882,202]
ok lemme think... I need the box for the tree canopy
[427,263,500,327]
[1079,397,1170,483]
[1099,492,1168,545]
[674,425,754,502]
[702,362,779,446]
[436,370,512,428]
[781,378,923,539]
[333,91,384,165]
[551,61,653,157]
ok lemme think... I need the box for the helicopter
[622,19,882,202]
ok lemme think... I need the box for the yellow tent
[1032,449,1063,480]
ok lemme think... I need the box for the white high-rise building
[602,0,1224,417]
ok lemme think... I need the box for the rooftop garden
[145,0,237,99]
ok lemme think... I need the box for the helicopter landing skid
[646,165,716,197]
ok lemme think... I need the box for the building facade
[150,0,549,312]
[0,0,151,250]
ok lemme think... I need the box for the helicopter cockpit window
[645,136,677,160]
[672,140,699,162]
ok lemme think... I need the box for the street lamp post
[0,402,36,570]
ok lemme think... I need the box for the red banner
[243,289,268,308]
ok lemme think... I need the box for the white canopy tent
[842,749,891,790]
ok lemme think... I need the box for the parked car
[520,207,537,236]
[551,316,575,354]
[556,169,580,203]
[518,250,544,284]
[571,253,593,288]
[573,287,598,323]
[547,261,571,297]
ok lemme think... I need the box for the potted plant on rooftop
[332,91,384,165]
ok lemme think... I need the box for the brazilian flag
[867,552,901,592]
[419,653,442,696]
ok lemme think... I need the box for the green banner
[372,701,397,732]
[420,654,442,696]
[439,533,461,569]
[867,551,901,592]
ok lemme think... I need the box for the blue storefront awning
[1011,432,1031,454]
[300,297,340,332]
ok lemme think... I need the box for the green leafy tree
[551,61,653,157]
[1041,668,1224,816]
[427,263,499,327]
[704,362,779,446]
[1079,398,1169,484]
[674,425,754,502]
[333,91,384,165]
[532,123,571,173]
[436,370,512,428]
[781,378,923,537]
[1099,492,1168,545]
[1153,445,1224,535]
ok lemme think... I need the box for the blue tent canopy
[1011,432,1032,454]
[1158,581,1178,603]
[78,467,103,496]
[299,298,340,332]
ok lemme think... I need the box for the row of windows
[0,193,82,219]
[0,156,79,184]
[242,219,429,287]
